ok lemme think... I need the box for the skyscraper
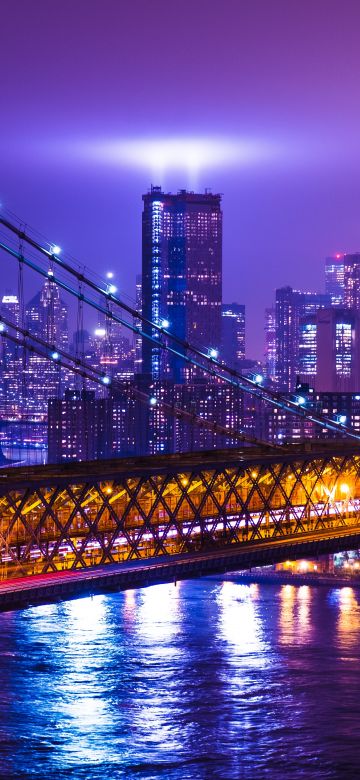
[26,274,68,348]
[298,314,317,380]
[0,294,23,417]
[142,187,222,382]
[275,286,330,391]
[325,254,344,306]
[316,308,360,392]
[221,303,245,368]
[344,253,360,310]
[24,276,69,417]
[264,307,276,382]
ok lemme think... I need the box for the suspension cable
[0,215,357,441]
[0,313,275,449]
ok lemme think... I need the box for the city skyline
[2,1,360,357]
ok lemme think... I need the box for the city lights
[102,376,111,385]
[335,414,347,424]
[51,351,60,360]
[149,396,157,406]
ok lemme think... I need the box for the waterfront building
[141,186,222,382]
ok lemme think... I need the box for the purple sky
[1,0,360,358]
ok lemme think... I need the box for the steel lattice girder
[0,450,360,577]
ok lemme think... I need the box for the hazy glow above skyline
[79,136,279,175]
[34,135,284,182]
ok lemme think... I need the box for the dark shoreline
[222,569,360,589]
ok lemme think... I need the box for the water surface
[1,579,360,779]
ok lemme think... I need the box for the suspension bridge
[0,211,359,610]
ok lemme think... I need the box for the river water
[1,578,360,780]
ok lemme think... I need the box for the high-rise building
[26,274,68,347]
[0,294,23,417]
[264,307,276,382]
[344,253,360,310]
[299,308,360,392]
[316,308,360,392]
[221,303,245,368]
[24,276,69,417]
[173,381,246,452]
[325,254,344,306]
[298,315,317,380]
[275,287,331,391]
[48,390,113,463]
[142,186,222,382]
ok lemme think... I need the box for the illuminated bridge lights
[0,446,360,580]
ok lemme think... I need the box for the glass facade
[142,187,222,382]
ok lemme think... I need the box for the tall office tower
[275,287,331,391]
[325,254,345,306]
[264,308,276,382]
[221,303,245,368]
[24,276,69,417]
[0,294,23,417]
[316,308,360,392]
[142,187,222,382]
[344,253,360,309]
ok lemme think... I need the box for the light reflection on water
[1,580,360,779]
[279,584,313,646]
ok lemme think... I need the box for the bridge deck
[1,525,360,612]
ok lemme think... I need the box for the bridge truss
[1,443,360,580]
